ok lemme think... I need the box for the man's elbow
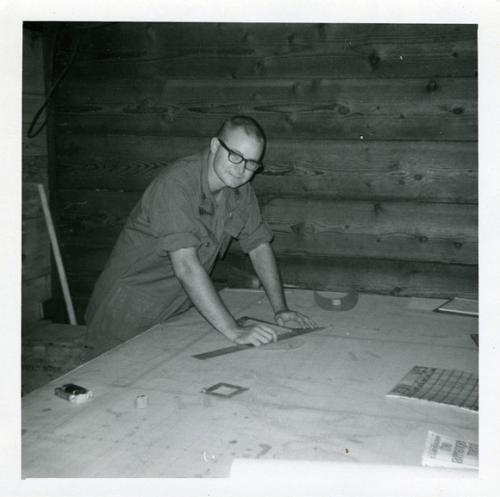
[249,242,272,258]
[170,248,198,281]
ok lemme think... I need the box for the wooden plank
[22,217,51,280]
[57,77,478,114]
[56,135,478,203]
[54,111,476,144]
[263,198,477,264]
[66,23,477,79]
[55,189,477,264]
[60,245,477,301]
[23,28,45,93]
[54,77,477,141]
[216,253,478,299]
[22,274,51,325]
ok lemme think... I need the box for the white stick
[37,183,77,325]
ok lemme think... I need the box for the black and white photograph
[2,0,500,496]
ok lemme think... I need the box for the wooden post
[37,183,77,325]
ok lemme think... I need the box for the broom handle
[37,184,77,325]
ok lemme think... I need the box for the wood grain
[56,135,477,202]
[54,77,477,141]
[47,23,479,302]
[63,248,477,302]
[22,218,51,280]
[216,253,478,299]
[263,198,477,264]
[22,26,51,327]
[55,189,477,264]
[63,23,477,79]
[22,274,51,325]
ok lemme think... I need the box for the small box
[54,383,93,404]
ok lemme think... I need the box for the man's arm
[248,242,316,328]
[170,247,277,346]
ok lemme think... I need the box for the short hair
[216,115,266,146]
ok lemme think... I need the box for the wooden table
[22,289,478,478]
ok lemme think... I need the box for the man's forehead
[224,127,264,150]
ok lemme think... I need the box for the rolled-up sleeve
[145,176,201,256]
[238,188,274,253]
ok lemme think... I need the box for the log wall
[22,27,51,327]
[45,23,477,321]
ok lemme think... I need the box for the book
[422,431,478,470]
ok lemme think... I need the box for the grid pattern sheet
[387,366,478,412]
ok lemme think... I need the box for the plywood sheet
[22,289,478,477]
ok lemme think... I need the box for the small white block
[135,394,148,409]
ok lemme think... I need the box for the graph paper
[387,366,478,412]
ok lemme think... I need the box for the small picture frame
[434,297,478,317]
[202,382,249,398]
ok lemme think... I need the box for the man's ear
[210,137,219,153]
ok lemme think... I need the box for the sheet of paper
[387,366,478,412]
[422,431,478,470]
[435,297,478,317]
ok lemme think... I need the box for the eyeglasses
[217,138,263,172]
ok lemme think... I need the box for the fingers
[235,324,277,346]
[252,324,277,343]
[276,311,317,329]
[301,314,317,328]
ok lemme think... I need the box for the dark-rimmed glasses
[217,138,263,172]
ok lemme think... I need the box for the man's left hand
[274,310,316,329]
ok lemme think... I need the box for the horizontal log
[64,250,477,301]
[56,135,478,202]
[54,111,476,143]
[219,253,478,299]
[62,23,476,79]
[55,189,477,264]
[54,77,477,141]
[263,198,477,264]
[22,217,51,280]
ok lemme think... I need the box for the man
[85,115,314,356]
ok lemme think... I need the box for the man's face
[210,128,264,190]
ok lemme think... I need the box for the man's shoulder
[153,150,205,188]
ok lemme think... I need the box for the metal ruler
[192,316,326,360]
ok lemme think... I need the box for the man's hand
[231,323,278,347]
[274,310,316,329]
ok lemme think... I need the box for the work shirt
[84,147,273,355]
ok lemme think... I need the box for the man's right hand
[231,323,278,347]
